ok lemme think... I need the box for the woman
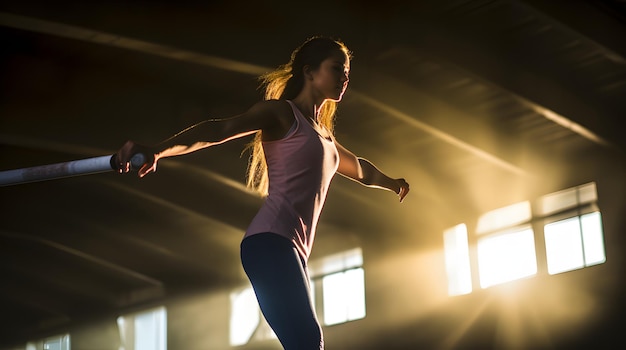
[116,36,409,350]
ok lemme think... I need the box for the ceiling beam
[518,0,626,63]
[0,11,269,75]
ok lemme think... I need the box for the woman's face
[310,49,351,102]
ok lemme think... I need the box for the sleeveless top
[244,100,339,261]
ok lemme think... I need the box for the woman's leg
[240,233,323,350]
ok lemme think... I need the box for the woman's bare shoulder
[249,100,295,140]
[248,99,294,124]
[249,99,291,114]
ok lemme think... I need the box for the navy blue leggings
[240,233,323,350]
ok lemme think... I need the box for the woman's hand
[395,178,410,203]
[114,140,157,177]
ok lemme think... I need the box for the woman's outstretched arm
[115,100,288,177]
[335,141,410,202]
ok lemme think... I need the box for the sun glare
[229,288,259,346]
[445,182,604,293]
[545,212,606,275]
[477,227,537,288]
[444,224,472,296]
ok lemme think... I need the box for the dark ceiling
[1,0,625,348]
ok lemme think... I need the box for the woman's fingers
[115,140,143,174]
[138,162,156,178]
[397,178,410,202]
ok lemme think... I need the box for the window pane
[444,224,472,296]
[538,189,579,216]
[43,339,62,350]
[118,307,167,350]
[581,212,606,265]
[43,335,70,350]
[477,228,537,288]
[537,182,597,216]
[545,217,584,274]
[229,287,260,346]
[309,248,363,277]
[578,183,598,204]
[345,269,366,321]
[135,307,167,350]
[476,201,531,234]
[323,268,366,326]
[323,272,347,325]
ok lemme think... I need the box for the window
[476,225,537,288]
[117,307,167,350]
[229,287,276,346]
[229,248,366,346]
[310,248,366,326]
[229,287,258,346]
[475,201,537,288]
[444,224,472,296]
[26,334,70,350]
[539,183,606,275]
[444,182,605,295]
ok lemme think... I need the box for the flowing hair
[245,36,352,196]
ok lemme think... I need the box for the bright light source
[308,248,366,326]
[229,287,259,346]
[323,268,366,325]
[43,336,70,350]
[444,224,472,296]
[545,212,605,275]
[545,218,584,274]
[581,212,606,265]
[477,227,537,288]
[118,307,167,350]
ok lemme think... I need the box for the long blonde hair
[245,36,351,196]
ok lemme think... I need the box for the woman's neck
[291,95,327,124]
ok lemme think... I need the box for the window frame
[117,306,167,350]
[444,182,606,296]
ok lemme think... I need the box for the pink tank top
[244,100,339,260]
